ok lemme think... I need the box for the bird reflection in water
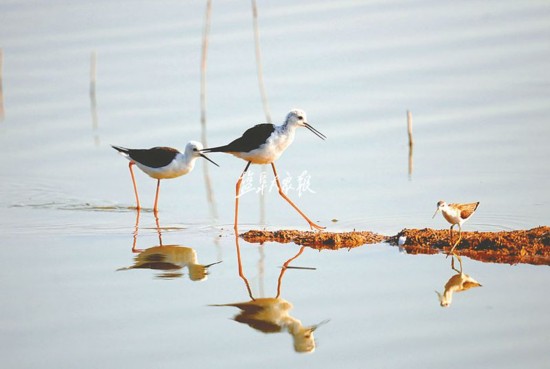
[118,210,221,280]
[211,236,328,353]
[436,254,482,307]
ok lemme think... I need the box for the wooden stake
[407,110,414,177]
[251,0,271,124]
[90,51,99,145]
[200,0,218,220]
[407,110,414,148]
[90,51,98,125]
[251,0,270,225]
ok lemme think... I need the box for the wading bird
[433,200,480,254]
[112,141,218,213]
[201,109,326,231]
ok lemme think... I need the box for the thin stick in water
[200,0,218,220]
[251,0,271,226]
[200,0,212,139]
[90,51,99,145]
[407,110,414,148]
[407,110,414,177]
[251,0,271,124]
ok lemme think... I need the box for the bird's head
[292,319,330,354]
[285,109,326,140]
[432,200,448,218]
[435,290,450,307]
[188,261,222,282]
[187,141,219,167]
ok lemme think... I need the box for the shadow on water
[118,210,222,280]
[10,201,158,214]
[210,235,329,354]
[436,254,482,308]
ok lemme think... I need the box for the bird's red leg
[153,179,161,214]
[234,235,254,300]
[154,210,163,246]
[276,246,306,298]
[234,162,252,233]
[128,162,141,210]
[271,163,325,231]
[131,209,143,253]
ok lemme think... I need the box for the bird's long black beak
[310,319,331,332]
[200,153,220,167]
[304,122,326,140]
[204,260,223,268]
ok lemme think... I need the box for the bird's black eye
[193,148,198,151]
[298,116,303,120]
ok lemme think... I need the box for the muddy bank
[241,229,387,250]
[240,226,550,265]
[389,226,550,265]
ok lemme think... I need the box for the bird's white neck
[277,121,298,141]
[181,152,197,167]
[439,289,453,305]
[280,120,299,133]
[165,152,197,177]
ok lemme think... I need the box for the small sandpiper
[201,109,326,231]
[112,141,218,213]
[433,200,480,254]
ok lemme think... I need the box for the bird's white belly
[137,162,191,179]
[442,211,461,225]
[234,132,294,164]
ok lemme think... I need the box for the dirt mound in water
[241,229,387,250]
[389,226,550,265]
[241,226,550,265]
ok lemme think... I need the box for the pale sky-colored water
[0,1,549,368]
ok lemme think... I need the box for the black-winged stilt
[201,109,326,231]
[112,141,218,213]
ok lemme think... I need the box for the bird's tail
[116,266,133,271]
[200,145,230,154]
[111,145,130,154]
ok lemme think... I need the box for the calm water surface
[1,1,549,368]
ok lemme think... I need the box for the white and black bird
[112,141,218,213]
[201,109,326,231]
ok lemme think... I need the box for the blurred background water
[0,1,549,368]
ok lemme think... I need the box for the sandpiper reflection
[120,210,221,280]
[436,254,482,307]
[119,245,221,280]
[211,236,328,353]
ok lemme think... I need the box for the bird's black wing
[203,124,275,153]
[126,147,180,168]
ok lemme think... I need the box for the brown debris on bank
[389,226,550,266]
[240,226,550,265]
[241,229,388,250]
